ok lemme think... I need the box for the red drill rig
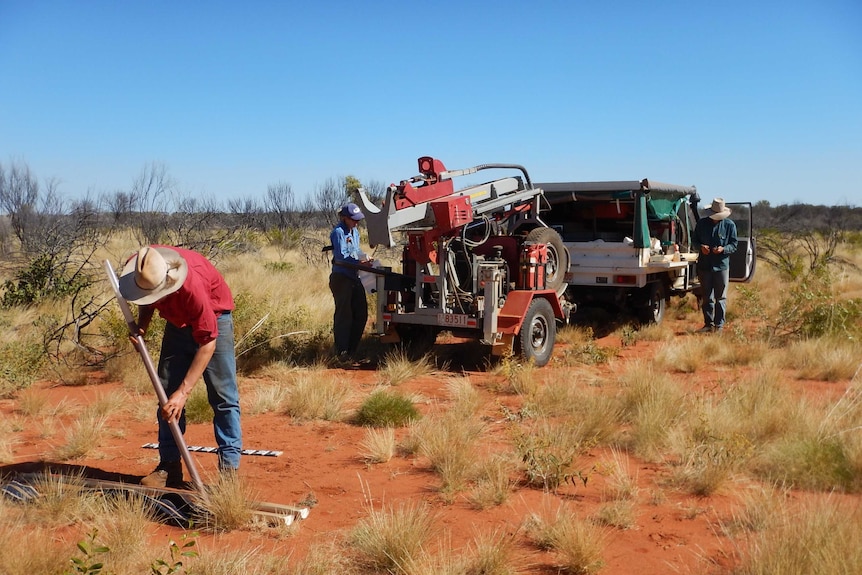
[356,156,570,367]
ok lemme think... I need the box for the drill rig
[356,156,569,367]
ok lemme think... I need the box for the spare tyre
[525,227,569,296]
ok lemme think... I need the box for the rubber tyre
[515,298,556,367]
[393,324,437,360]
[525,227,569,296]
[638,281,667,325]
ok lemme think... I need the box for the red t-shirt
[148,247,234,345]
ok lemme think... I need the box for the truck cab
[538,180,755,323]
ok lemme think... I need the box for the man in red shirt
[119,245,242,487]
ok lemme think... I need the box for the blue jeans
[156,313,243,470]
[698,267,729,329]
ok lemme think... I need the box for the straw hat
[118,246,188,305]
[707,197,732,220]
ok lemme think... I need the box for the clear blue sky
[1,0,860,208]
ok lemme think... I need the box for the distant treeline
[753,201,862,233]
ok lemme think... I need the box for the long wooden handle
[103,260,206,495]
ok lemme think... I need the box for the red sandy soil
[0,315,852,574]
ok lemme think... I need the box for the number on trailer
[438,314,471,327]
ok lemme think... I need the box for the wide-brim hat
[118,246,188,305]
[707,197,732,220]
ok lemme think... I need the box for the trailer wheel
[525,227,569,296]
[515,298,556,367]
[638,281,667,325]
[393,325,437,360]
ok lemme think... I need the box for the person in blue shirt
[329,203,373,363]
[693,198,738,333]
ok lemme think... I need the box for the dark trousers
[329,272,368,355]
[698,267,730,329]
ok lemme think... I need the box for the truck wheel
[526,227,569,296]
[638,282,667,324]
[515,298,556,367]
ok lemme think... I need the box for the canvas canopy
[537,180,698,248]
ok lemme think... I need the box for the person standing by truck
[329,203,373,365]
[694,198,738,333]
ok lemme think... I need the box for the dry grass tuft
[359,427,396,464]
[593,499,636,529]
[630,322,674,343]
[28,471,97,526]
[379,349,437,386]
[52,413,108,461]
[781,337,862,381]
[285,370,351,421]
[654,337,711,373]
[92,492,158,573]
[284,541,350,575]
[524,502,607,574]
[411,408,484,498]
[106,351,152,395]
[491,354,541,396]
[349,499,436,573]
[444,375,483,418]
[730,495,862,575]
[244,379,291,415]
[468,453,517,510]
[13,387,51,416]
[720,484,787,535]
[0,521,69,574]
[599,449,639,502]
[194,471,257,532]
[617,361,686,461]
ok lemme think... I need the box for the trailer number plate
[438,313,471,327]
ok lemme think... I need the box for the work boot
[140,461,183,488]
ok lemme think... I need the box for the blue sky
[1,0,860,208]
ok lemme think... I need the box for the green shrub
[0,338,46,397]
[1,254,88,307]
[353,389,420,427]
[263,261,294,273]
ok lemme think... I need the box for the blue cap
[339,203,365,221]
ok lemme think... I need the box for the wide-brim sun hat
[118,246,188,305]
[339,202,365,221]
[707,197,732,221]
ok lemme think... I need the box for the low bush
[0,338,45,398]
[353,389,420,427]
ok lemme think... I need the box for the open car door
[727,202,756,282]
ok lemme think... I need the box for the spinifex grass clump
[194,472,256,532]
[285,370,350,421]
[349,501,436,573]
[379,349,436,386]
[359,427,396,464]
[730,495,862,575]
[411,409,484,499]
[353,389,420,427]
[525,504,606,575]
